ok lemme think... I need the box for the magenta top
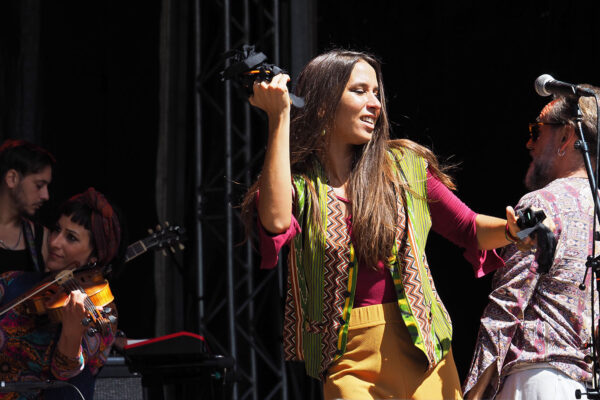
[258,169,503,307]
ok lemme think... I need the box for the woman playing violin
[0,188,123,400]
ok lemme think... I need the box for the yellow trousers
[323,302,463,400]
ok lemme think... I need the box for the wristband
[505,223,519,243]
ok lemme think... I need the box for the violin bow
[0,269,75,317]
[0,223,186,318]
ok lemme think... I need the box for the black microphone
[535,74,595,98]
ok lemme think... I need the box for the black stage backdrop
[2,0,600,392]
[1,1,161,338]
[40,2,162,340]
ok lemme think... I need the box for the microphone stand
[574,96,600,399]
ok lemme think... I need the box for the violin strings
[62,279,110,333]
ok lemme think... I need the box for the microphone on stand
[534,74,596,98]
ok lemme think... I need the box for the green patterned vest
[282,148,453,379]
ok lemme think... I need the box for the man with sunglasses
[464,87,600,399]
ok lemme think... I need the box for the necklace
[0,228,22,250]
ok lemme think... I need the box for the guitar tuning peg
[179,243,185,251]
[102,306,112,315]
[165,221,170,227]
[108,315,117,324]
[156,224,162,231]
[162,249,167,257]
[148,228,154,235]
[169,246,176,254]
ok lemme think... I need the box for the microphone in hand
[220,44,304,108]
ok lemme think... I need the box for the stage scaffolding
[195,0,314,399]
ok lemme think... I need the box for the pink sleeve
[257,216,301,270]
[427,169,504,277]
[256,189,301,270]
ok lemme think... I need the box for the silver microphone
[534,74,595,98]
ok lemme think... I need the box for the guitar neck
[124,240,148,263]
[122,225,185,264]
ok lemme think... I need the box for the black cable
[0,380,86,400]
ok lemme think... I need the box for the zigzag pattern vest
[282,148,452,379]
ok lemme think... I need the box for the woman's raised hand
[249,74,292,117]
[252,74,293,234]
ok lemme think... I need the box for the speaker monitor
[94,356,143,400]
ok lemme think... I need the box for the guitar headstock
[146,223,186,250]
[125,222,187,263]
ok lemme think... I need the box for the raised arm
[249,74,293,234]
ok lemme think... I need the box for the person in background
[0,139,55,273]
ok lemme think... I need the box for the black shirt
[0,221,45,273]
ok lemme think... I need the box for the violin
[0,264,116,336]
[32,266,115,335]
[0,223,186,335]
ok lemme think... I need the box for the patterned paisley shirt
[0,271,117,400]
[464,177,599,398]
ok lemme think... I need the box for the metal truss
[195,0,289,399]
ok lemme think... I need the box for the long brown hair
[242,49,454,266]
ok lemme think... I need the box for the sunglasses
[528,122,565,142]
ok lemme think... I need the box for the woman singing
[242,49,519,399]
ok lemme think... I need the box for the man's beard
[524,147,556,191]
[10,183,33,217]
